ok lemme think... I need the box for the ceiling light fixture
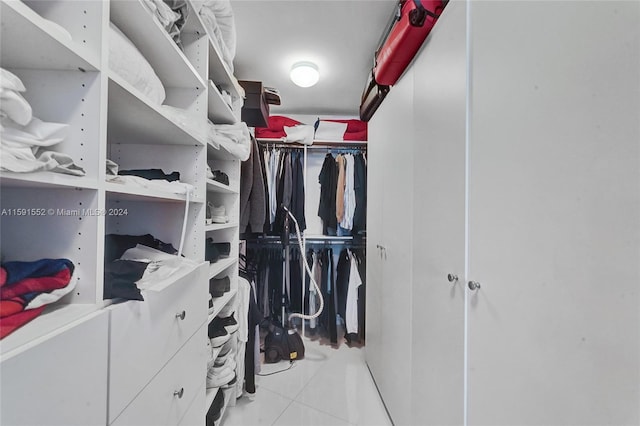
[290,62,319,88]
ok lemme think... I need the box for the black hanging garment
[352,153,367,234]
[290,151,307,232]
[317,154,338,234]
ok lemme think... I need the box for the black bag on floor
[264,322,305,363]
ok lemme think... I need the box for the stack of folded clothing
[0,258,77,339]
[104,234,195,300]
[206,121,251,161]
[1,68,84,176]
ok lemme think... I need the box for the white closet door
[467,2,640,425]
[409,2,467,424]
[365,104,386,379]
[366,63,416,425]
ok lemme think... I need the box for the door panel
[366,64,415,425]
[366,93,386,380]
[468,2,640,425]
[410,2,467,425]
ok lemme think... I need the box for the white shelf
[109,0,205,89]
[105,181,195,203]
[207,141,244,161]
[207,287,238,323]
[107,74,206,146]
[0,0,100,71]
[0,172,98,190]
[207,81,237,124]
[206,179,238,194]
[208,257,237,279]
[207,39,241,99]
[205,222,238,232]
[0,304,100,360]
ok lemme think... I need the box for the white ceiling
[231,0,396,117]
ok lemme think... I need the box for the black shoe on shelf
[206,238,230,260]
[212,170,229,186]
[209,276,230,297]
[205,239,220,263]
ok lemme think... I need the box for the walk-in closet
[1,0,638,425]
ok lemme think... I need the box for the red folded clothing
[0,259,75,339]
[326,119,368,141]
[0,306,46,339]
[255,115,301,139]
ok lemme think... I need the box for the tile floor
[222,335,391,426]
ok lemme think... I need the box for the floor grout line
[269,396,296,426]
[290,398,357,425]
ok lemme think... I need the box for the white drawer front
[1,311,109,426]
[179,382,205,426]
[111,325,208,426]
[108,263,208,422]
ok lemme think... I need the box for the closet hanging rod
[256,139,367,150]
[244,235,366,247]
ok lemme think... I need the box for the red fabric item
[255,115,301,138]
[0,268,71,299]
[0,306,46,339]
[326,119,368,141]
[344,130,368,141]
[0,299,28,317]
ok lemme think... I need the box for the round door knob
[174,388,184,399]
[468,281,481,291]
[175,310,186,320]
[447,274,458,283]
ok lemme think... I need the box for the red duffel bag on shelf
[373,0,445,87]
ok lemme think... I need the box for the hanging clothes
[335,155,346,225]
[307,250,321,332]
[318,153,338,234]
[290,151,306,232]
[239,136,266,234]
[345,250,363,335]
[340,154,356,231]
[352,153,367,234]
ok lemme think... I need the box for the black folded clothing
[105,234,178,262]
[209,276,230,297]
[118,169,180,182]
[103,259,148,301]
[212,170,229,186]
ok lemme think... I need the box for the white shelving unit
[208,80,237,124]
[207,178,239,194]
[0,1,243,425]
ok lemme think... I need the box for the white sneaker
[210,331,230,348]
[206,165,214,179]
[206,367,235,389]
[213,356,236,372]
[209,203,229,224]
[206,339,215,370]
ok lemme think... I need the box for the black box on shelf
[239,80,269,127]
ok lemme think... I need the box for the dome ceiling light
[290,62,320,88]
